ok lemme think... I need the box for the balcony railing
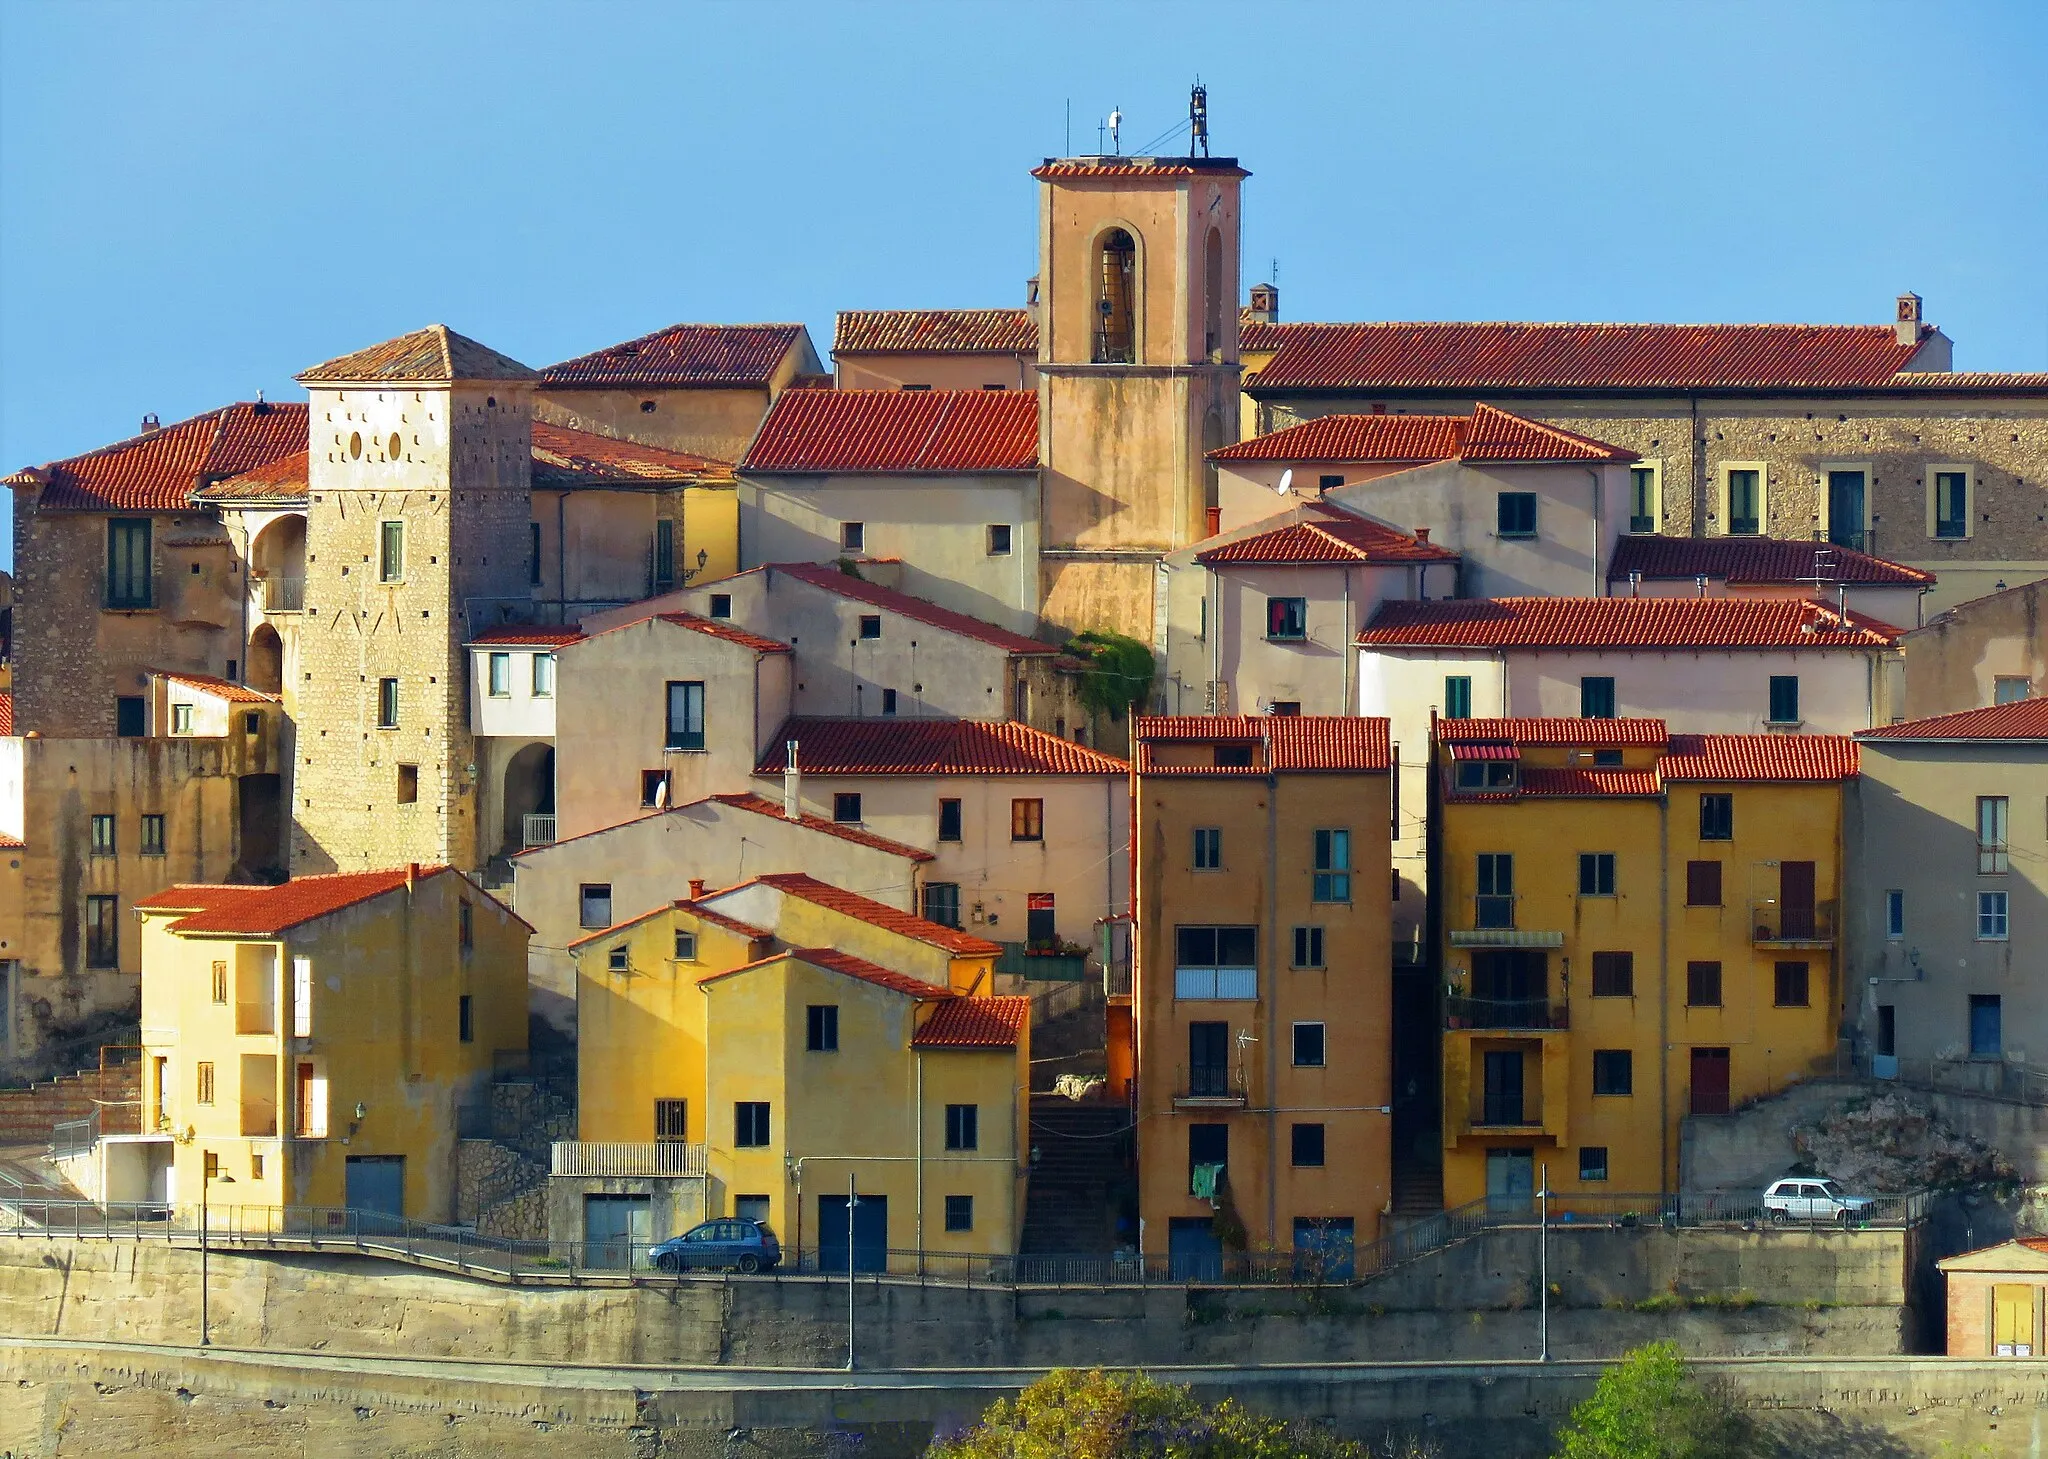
[1473,894,1515,930]
[550,1141,707,1178]
[1445,994,1569,1031]
[256,574,305,613]
[1174,1065,1246,1108]
[1477,1094,1536,1127]
[1750,898,1836,946]
[995,941,1089,982]
[522,814,556,849]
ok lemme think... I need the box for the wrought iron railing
[1867,1053,2048,1107]
[1749,898,1837,944]
[1444,994,1568,1030]
[522,814,556,849]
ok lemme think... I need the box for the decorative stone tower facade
[1033,152,1246,642]
[289,326,537,874]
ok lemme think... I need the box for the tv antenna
[1107,106,1122,154]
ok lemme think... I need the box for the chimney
[1247,282,1279,325]
[1894,291,1923,346]
[1695,574,1709,599]
[405,862,418,891]
[1025,275,1041,319]
[1414,527,1430,543]
[688,878,707,900]
[140,413,161,434]
[782,740,801,820]
[1629,570,1642,598]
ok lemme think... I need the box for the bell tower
[1034,89,1245,647]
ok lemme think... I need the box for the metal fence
[1868,1053,2048,1107]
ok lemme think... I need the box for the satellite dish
[1276,468,1294,495]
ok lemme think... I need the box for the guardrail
[1444,994,1569,1030]
[49,1112,99,1160]
[551,1141,707,1178]
[1868,1053,2048,1107]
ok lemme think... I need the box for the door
[1471,951,1546,1027]
[1485,1149,1534,1216]
[583,1194,650,1269]
[1993,1284,2037,1357]
[343,1155,406,1230]
[1971,996,2003,1058]
[733,1194,771,1229]
[1690,1048,1731,1115]
[1167,1216,1223,1282]
[1827,471,1866,550]
[1188,1022,1229,1097]
[817,1193,888,1274]
[1779,862,1816,940]
[1481,1050,1526,1125]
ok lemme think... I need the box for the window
[106,518,153,608]
[834,792,862,824]
[1592,1050,1633,1096]
[1496,492,1537,537]
[1214,743,1254,768]
[1292,925,1324,969]
[937,798,963,842]
[673,929,697,960]
[734,1102,771,1148]
[880,688,898,715]
[486,653,511,697]
[1978,796,2009,873]
[1174,925,1257,1000]
[859,614,882,640]
[1628,463,1659,534]
[1010,798,1043,842]
[396,764,418,804]
[458,901,473,952]
[665,681,705,750]
[204,1151,220,1180]
[1580,677,1616,719]
[1579,1147,1610,1182]
[85,895,118,968]
[211,961,228,1004]
[1932,469,1970,540]
[1724,466,1763,535]
[1768,675,1800,725]
[1994,676,2032,705]
[641,770,671,808]
[196,1062,215,1105]
[1443,676,1472,720]
[379,520,404,582]
[1269,701,1300,716]
[653,519,676,591]
[171,703,195,735]
[1686,860,1722,907]
[1290,1122,1326,1168]
[654,1100,688,1143]
[1825,469,1867,550]
[1885,890,1904,939]
[1578,853,1615,896]
[1312,829,1351,902]
[1774,961,1810,1007]
[1686,961,1723,1008]
[987,524,1012,556]
[1699,793,1733,841]
[840,522,865,553]
[944,1103,978,1151]
[578,884,613,930]
[708,593,732,618]
[1475,852,1514,928]
[458,994,474,1043]
[116,697,146,737]
[1026,893,1055,945]
[1193,827,1222,869]
[1978,891,2010,941]
[944,1194,973,1232]
[1455,760,1518,791]
[1593,749,1623,768]
[1591,952,1634,998]
[529,522,543,585]
[251,1152,264,1181]
[1266,597,1307,640]
[1318,473,1344,490]
[607,946,629,973]
[807,1005,839,1052]
[377,677,399,729]
[922,882,961,929]
[1292,1022,1325,1067]
[90,814,115,857]
[531,653,554,697]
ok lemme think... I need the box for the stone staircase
[461,1073,576,1239]
[1391,1160,1444,1217]
[0,1063,141,1146]
[1020,1095,1133,1255]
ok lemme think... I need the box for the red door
[1780,862,1816,939]
[1691,1048,1731,1115]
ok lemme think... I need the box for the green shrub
[1553,1341,1754,1459]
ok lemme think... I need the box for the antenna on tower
[1190,81,1209,157]
[1108,106,1122,155]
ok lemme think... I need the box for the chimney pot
[782,740,801,820]
[689,879,706,900]
[1894,291,1924,347]
[140,413,161,434]
[1246,282,1279,325]
[1414,527,1430,543]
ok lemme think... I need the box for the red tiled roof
[159,672,279,705]
[1195,508,1459,566]
[1859,698,2048,742]
[530,422,733,488]
[736,872,1001,956]
[1878,372,2048,393]
[1031,158,1246,180]
[298,325,536,384]
[139,866,520,936]
[573,611,789,655]
[756,562,1060,655]
[1437,718,1669,747]
[743,389,1038,473]
[1660,734,1858,781]
[467,626,586,647]
[1359,597,1902,650]
[0,692,12,736]
[1239,314,1302,355]
[1133,715,1393,774]
[1210,404,1631,464]
[1607,535,1935,587]
[700,945,956,1001]
[835,309,1038,355]
[540,323,807,389]
[707,793,935,861]
[1519,768,1663,797]
[756,717,1128,777]
[196,448,309,502]
[1247,322,1928,393]
[913,995,1030,1049]
[566,897,772,952]
[11,402,307,512]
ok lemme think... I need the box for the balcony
[551,1141,708,1178]
[1750,898,1836,948]
[255,574,305,613]
[995,941,1090,982]
[1450,896,1564,950]
[1173,1064,1247,1110]
[1445,994,1569,1031]
[236,1002,275,1036]
[522,813,556,850]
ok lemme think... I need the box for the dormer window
[1213,744,1255,769]
[1454,760,1518,791]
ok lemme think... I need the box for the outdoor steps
[1391,1161,1444,1217]
[1020,1096,1132,1255]
[0,1066,141,1144]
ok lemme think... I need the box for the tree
[1063,630,1155,722]
[1552,1342,1754,1459]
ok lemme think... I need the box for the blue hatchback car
[650,1216,782,1274]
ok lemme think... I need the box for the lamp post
[1537,1161,1550,1364]
[845,1173,857,1373]
[199,1165,236,1347]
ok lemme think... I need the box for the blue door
[1167,1216,1222,1282]
[817,1193,888,1273]
[1971,996,2003,1058]
[1827,471,1867,550]
[344,1156,405,1231]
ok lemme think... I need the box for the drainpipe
[1587,468,1604,593]
[915,1050,925,1265]
[1658,790,1671,1198]
[1342,567,1355,711]
[555,494,566,625]
[1264,726,1279,1250]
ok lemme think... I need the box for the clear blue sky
[4,0,2044,566]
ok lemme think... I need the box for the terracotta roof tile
[540,323,807,389]
[158,672,280,705]
[529,422,733,488]
[743,389,1038,473]
[1879,372,2048,392]
[1437,718,1669,747]
[913,995,1030,1049]
[1607,535,1934,587]
[0,692,12,736]
[704,946,956,1001]
[707,792,935,861]
[297,325,537,384]
[757,717,1127,777]
[467,626,586,647]
[1133,715,1393,774]
[751,562,1060,655]
[1247,321,1928,393]
[835,309,1038,355]
[1660,734,1858,781]
[1238,314,1301,355]
[1210,404,1630,464]
[735,872,1001,956]
[11,402,307,513]
[1195,507,1458,566]
[571,611,789,655]
[196,448,310,502]
[139,866,520,937]
[1031,158,1246,179]
[1463,404,1638,462]
[1358,596,1902,650]
[566,897,772,952]
[1518,767,1663,797]
[1859,698,2048,742]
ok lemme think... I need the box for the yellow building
[1434,718,1856,1208]
[1131,715,1394,1277]
[133,865,527,1223]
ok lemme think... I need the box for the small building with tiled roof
[1935,1239,2048,1357]
[698,872,1000,996]
[834,307,1039,392]
[1606,532,1935,630]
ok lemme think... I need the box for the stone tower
[1032,144,1246,644]
[289,325,537,874]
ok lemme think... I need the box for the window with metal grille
[807,1005,839,1052]
[1292,925,1324,968]
[1774,961,1810,1007]
[1591,952,1634,997]
[655,1100,688,1143]
[734,1102,771,1148]
[1699,794,1733,841]
[1686,860,1722,906]
[1193,828,1222,868]
[1687,961,1723,1007]
[665,681,705,750]
[1011,798,1043,842]
[944,1104,978,1151]
[1313,829,1351,902]
[1592,1050,1633,1096]
[1578,852,1615,896]
[106,518,153,608]
[1579,1146,1609,1181]
[1290,1122,1326,1167]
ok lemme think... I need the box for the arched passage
[502,741,556,853]
[1093,228,1138,364]
[1204,227,1225,360]
[247,623,284,694]
[250,513,307,612]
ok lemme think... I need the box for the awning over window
[1448,743,1517,761]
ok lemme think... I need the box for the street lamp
[199,1164,236,1347]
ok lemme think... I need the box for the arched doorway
[502,741,556,853]
[247,623,283,694]
[249,513,307,613]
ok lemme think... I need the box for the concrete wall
[837,350,1035,392]
[1900,577,2047,719]
[535,383,783,466]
